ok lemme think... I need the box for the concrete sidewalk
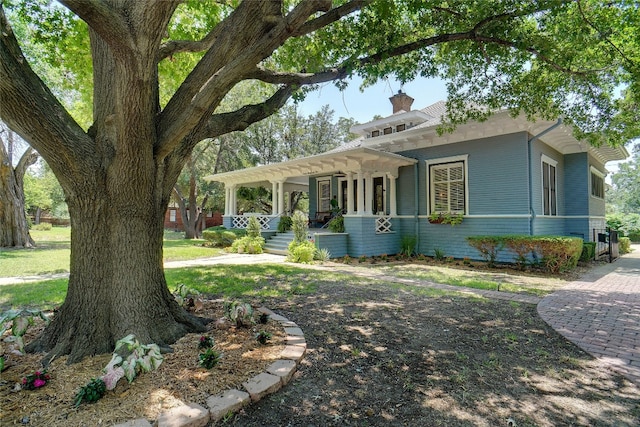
[538,245,640,386]
[0,253,287,286]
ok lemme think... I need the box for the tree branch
[15,147,38,184]
[0,5,94,184]
[59,0,134,55]
[200,85,295,140]
[292,0,371,37]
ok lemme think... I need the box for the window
[428,157,467,214]
[371,130,380,137]
[318,180,331,212]
[373,176,385,214]
[591,167,604,199]
[383,127,392,135]
[542,155,557,216]
[396,124,406,132]
[169,210,177,222]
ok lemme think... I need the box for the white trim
[540,154,558,167]
[540,155,558,216]
[317,178,331,212]
[589,166,605,178]
[425,154,469,215]
[371,173,387,215]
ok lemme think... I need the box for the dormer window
[396,124,406,132]
[371,130,380,137]
[383,127,392,135]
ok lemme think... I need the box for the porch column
[365,172,373,215]
[278,180,285,215]
[346,172,354,214]
[388,173,398,216]
[357,171,365,214]
[271,181,278,215]
[230,185,237,215]
[224,186,230,216]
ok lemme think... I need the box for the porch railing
[376,216,393,234]
[231,214,272,230]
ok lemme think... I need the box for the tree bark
[0,133,37,248]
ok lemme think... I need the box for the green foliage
[246,216,261,238]
[258,312,269,324]
[619,237,632,255]
[101,334,163,390]
[400,235,417,257]
[291,211,309,244]
[607,213,640,240]
[199,347,222,369]
[277,216,292,233]
[31,222,52,231]
[230,236,265,254]
[255,330,272,345]
[468,235,583,273]
[428,212,463,226]
[535,237,583,273]
[202,226,246,247]
[172,284,201,309]
[315,247,332,262]
[327,215,345,233]
[287,240,317,263]
[608,151,640,213]
[198,335,214,350]
[580,242,596,262]
[0,309,50,354]
[224,301,254,327]
[433,248,446,261]
[74,378,106,407]
[466,236,505,268]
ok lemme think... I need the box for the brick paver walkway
[538,245,640,386]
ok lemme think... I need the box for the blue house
[205,92,628,259]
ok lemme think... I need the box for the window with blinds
[430,162,465,214]
[542,160,557,216]
[591,171,604,199]
[318,180,331,211]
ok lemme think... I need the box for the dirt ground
[2,261,640,426]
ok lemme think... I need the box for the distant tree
[609,146,640,213]
[0,124,38,247]
[24,159,68,223]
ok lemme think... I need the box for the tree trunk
[0,141,37,248]
[27,183,206,364]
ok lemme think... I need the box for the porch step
[264,231,294,255]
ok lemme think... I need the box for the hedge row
[466,235,584,273]
[202,226,246,247]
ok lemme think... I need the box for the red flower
[33,379,46,388]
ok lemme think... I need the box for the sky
[297,76,448,124]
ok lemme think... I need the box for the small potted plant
[428,212,444,224]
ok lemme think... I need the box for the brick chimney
[389,90,414,114]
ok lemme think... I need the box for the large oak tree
[0,0,637,363]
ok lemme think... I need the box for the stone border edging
[112,307,305,427]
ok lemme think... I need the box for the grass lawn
[0,227,223,277]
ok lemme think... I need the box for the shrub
[327,215,344,233]
[502,235,538,270]
[31,222,52,231]
[433,248,445,261]
[315,247,331,262]
[246,216,261,238]
[580,242,596,262]
[291,211,309,244]
[287,240,316,263]
[536,236,583,273]
[619,237,632,255]
[466,236,504,267]
[277,215,293,233]
[231,235,265,254]
[607,213,640,238]
[400,235,417,257]
[203,226,246,247]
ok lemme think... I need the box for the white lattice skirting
[376,216,393,233]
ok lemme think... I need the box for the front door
[373,176,384,214]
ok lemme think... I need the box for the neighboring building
[204,92,628,259]
[164,206,222,231]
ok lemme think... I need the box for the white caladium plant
[101,334,163,390]
[0,309,50,354]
